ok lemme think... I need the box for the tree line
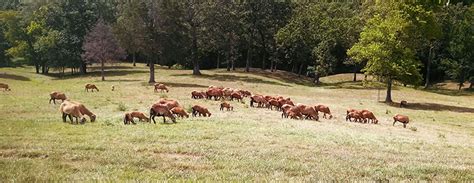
[0,0,472,102]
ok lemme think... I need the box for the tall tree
[82,19,126,81]
[348,4,422,103]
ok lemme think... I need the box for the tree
[348,4,422,103]
[114,0,146,67]
[441,5,474,90]
[182,0,207,75]
[82,19,125,81]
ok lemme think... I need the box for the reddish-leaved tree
[82,18,126,81]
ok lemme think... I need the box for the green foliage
[117,102,127,112]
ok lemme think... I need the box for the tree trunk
[191,25,201,75]
[469,82,473,89]
[298,63,304,77]
[459,82,463,90]
[132,53,136,67]
[101,60,105,81]
[216,54,220,69]
[353,69,357,82]
[245,48,251,72]
[80,62,87,74]
[385,78,393,103]
[41,64,46,74]
[424,45,433,88]
[291,63,296,73]
[35,65,40,74]
[261,53,265,70]
[270,60,274,72]
[273,63,277,71]
[226,53,231,72]
[231,59,235,71]
[313,73,320,84]
[149,60,155,83]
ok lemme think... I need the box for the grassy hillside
[0,64,473,181]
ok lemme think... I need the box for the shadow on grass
[386,101,474,113]
[0,73,31,81]
[319,80,390,90]
[215,69,313,86]
[50,70,148,80]
[420,88,474,97]
[170,73,292,87]
[146,81,208,88]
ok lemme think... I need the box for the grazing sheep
[59,100,96,124]
[361,110,378,124]
[301,106,319,121]
[286,106,303,120]
[49,91,67,104]
[85,84,99,92]
[191,90,206,99]
[393,114,409,128]
[124,111,149,124]
[220,102,233,111]
[154,83,169,93]
[346,111,362,122]
[206,88,223,100]
[223,88,234,99]
[281,104,293,118]
[268,99,280,110]
[400,100,408,108]
[230,92,243,102]
[315,105,332,119]
[150,103,176,123]
[158,99,180,109]
[239,90,251,97]
[171,107,189,118]
[250,95,267,107]
[192,105,211,117]
[0,83,11,91]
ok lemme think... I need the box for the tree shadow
[147,81,208,88]
[0,73,31,81]
[319,80,389,90]
[215,69,312,86]
[170,73,292,87]
[386,101,474,113]
[50,70,148,80]
[420,88,474,97]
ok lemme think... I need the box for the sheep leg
[162,116,166,123]
[69,115,74,123]
[62,113,67,122]
[393,120,396,126]
[403,123,407,128]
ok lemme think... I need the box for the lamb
[315,105,332,119]
[123,111,149,124]
[0,83,11,91]
[220,102,233,111]
[154,83,169,93]
[171,107,189,118]
[192,105,211,117]
[361,110,378,124]
[393,114,409,128]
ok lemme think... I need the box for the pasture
[0,64,473,181]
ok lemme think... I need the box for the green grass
[0,63,473,181]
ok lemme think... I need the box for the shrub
[410,126,417,132]
[117,102,127,111]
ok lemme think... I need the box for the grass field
[0,63,473,181]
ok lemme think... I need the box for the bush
[409,126,417,132]
[117,102,127,111]
[171,64,186,70]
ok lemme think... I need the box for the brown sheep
[268,99,280,110]
[154,83,169,93]
[301,106,319,121]
[250,95,267,107]
[315,105,332,119]
[281,104,293,118]
[0,83,11,91]
[361,110,378,124]
[400,100,408,108]
[150,103,176,123]
[206,88,223,100]
[85,84,99,92]
[223,88,234,99]
[59,100,96,124]
[286,106,303,120]
[158,99,180,109]
[49,91,67,104]
[346,111,362,122]
[124,111,150,124]
[239,90,251,97]
[191,90,206,99]
[393,114,409,128]
[220,102,233,111]
[230,92,243,102]
[171,107,189,118]
[192,105,212,117]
